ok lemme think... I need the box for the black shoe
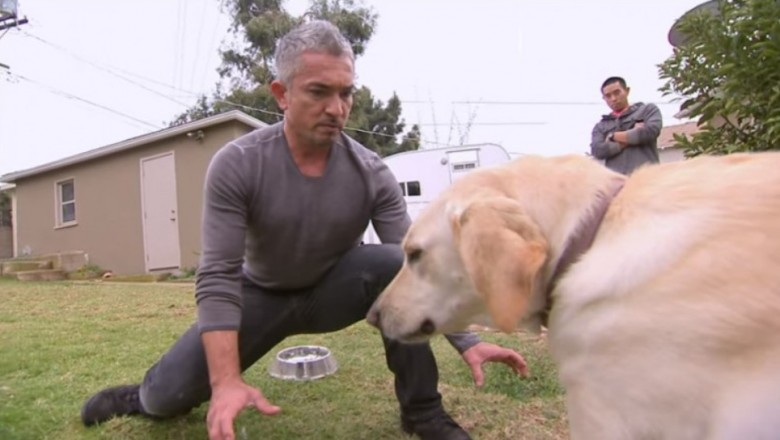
[81,384,144,426]
[401,411,472,440]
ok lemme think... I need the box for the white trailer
[363,143,512,244]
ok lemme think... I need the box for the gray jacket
[590,102,662,175]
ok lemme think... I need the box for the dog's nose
[366,307,381,328]
[419,318,435,335]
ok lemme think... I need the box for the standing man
[80,20,527,440]
[590,76,663,175]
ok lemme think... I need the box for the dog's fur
[368,153,780,439]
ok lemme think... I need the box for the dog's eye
[407,249,423,264]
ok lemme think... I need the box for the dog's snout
[419,318,435,336]
[366,307,381,328]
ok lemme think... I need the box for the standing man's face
[271,51,355,148]
[602,82,630,113]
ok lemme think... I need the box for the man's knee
[138,344,211,418]
[139,378,209,417]
[355,243,404,279]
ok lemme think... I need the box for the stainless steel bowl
[268,345,338,381]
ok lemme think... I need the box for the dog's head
[367,192,548,341]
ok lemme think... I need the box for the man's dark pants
[138,244,442,421]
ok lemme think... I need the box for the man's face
[272,51,355,147]
[601,82,630,113]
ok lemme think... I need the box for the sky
[0,0,705,177]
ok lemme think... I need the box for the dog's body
[369,153,780,439]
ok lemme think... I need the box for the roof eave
[0,110,265,183]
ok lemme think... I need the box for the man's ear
[270,80,288,111]
[451,197,548,333]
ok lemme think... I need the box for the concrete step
[2,260,53,275]
[16,269,67,281]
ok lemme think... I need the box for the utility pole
[1,0,27,72]
[0,0,28,32]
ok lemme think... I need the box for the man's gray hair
[274,20,355,85]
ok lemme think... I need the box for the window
[398,181,422,197]
[449,150,479,173]
[0,192,10,227]
[406,181,421,196]
[453,163,477,171]
[448,149,480,181]
[56,179,76,226]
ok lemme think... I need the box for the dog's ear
[451,197,548,333]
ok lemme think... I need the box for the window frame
[398,181,422,197]
[54,178,77,228]
[448,149,480,174]
[406,181,421,196]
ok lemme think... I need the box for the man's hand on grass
[461,341,529,388]
[206,380,280,440]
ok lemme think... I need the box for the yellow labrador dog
[368,153,780,439]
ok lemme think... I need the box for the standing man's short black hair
[601,76,627,92]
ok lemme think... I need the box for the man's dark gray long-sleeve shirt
[195,122,479,352]
[590,102,662,175]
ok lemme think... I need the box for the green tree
[171,0,419,156]
[658,0,780,157]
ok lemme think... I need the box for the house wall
[174,121,256,271]
[0,188,11,259]
[0,226,11,259]
[14,154,143,272]
[13,120,257,274]
[660,147,686,164]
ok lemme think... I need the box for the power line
[24,30,197,96]
[5,38,432,145]
[10,32,531,145]
[16,31,648,122]
[21,31,192,108]
[401,100,679,106]
[201,0,225,91]
[10,67,454,147]
[211,99,462,146]
[191,0,210,91]
[416,122,546,127]
[211,99,422,142]
[176,0,188,90]
[22,28,193,94]
[173,0,182,88]
[21,30,668,116]
[11,72,162,130]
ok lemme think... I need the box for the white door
[140,153,181,271]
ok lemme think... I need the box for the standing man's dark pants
[139,244,442,421]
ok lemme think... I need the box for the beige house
[0,110,266,275]
[0,183,13,259]
[658,121,700,163]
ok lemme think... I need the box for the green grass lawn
[0,279,567,439]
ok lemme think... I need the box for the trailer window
[407,181,421,196]
[453,163,477,171]
[398,181,421,197]
[448,150,480,177]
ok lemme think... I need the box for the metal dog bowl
[268,345,338,381]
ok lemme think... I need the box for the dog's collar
[540,178,626,326]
